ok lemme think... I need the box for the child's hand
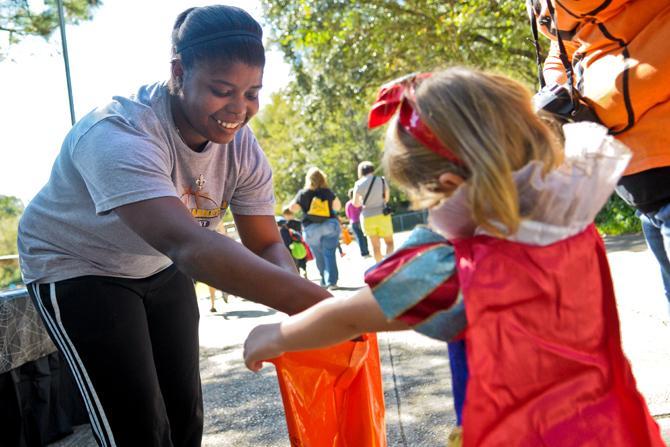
[243,323,284,372]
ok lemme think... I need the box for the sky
[0,0,291,205]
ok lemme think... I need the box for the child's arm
[243,286,409,371]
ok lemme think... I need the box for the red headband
[368,72,462,165]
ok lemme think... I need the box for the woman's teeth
[216,119,241,129]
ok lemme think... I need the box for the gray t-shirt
[18,82,275,284]
[353,175,387,218]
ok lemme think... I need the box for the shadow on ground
[379,333,455,446]
[200,360,288,446]
[332,286,362,292]
[603,232,647,253]
[214,309,277,320]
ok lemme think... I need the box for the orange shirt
[535,0,670,175]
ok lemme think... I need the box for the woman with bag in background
[345,188,370,257]
[288,167,341,289]
[353,161,394,262]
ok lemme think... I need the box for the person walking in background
[345,188,370,257]
[207,221,232,313]
[353,161,394,263]
[208,285,228,312]
[281,208,302,234]
[17,6,331,446]
[288,167,341,289]
[278,208,309,279]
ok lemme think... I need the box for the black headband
[175,30,262,53]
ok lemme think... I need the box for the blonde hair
[304,167,329,190]
[382,67,562,236]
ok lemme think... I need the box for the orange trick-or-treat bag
[270,333,386,447]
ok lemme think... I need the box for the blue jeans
[639,202,670,303]
[351,221,369,256]
[304,218,341,287]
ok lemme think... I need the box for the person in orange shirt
[531,0,670,305]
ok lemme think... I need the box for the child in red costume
[243,68,663,446]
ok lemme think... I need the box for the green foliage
[0,195,23,255]
[253,91,382,211]
[262,0,534,93]
[595,194,641,236]
[257,1,640,236]
[257,0,536,208]
[0,0,100,52]
[0,195,23,289]
[0,194,23,217]
[0,263,22,290]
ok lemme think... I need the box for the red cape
[453,225,663,446]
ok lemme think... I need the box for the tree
[0,194,23,217]
[252,92,310,208]
[0,194,24,258]
[262,0,534,113]
[0,0,100,53]
[253,91,379,210]
[257,0,536,209]
[0,195,23,288]
[257,1,638,234]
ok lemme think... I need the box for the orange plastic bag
[341,227,354,245]
[270,333,387,447]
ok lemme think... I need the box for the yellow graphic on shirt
[307,197,330,217]
[180,174,228,228]
[191,208,221,218]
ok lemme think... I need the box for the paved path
[51,231,670,446]
[603,233,670,418]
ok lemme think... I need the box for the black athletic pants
[28,265,203,447]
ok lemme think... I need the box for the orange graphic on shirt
[180,174,227,225]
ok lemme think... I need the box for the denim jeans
[304,218,341,287]
[639,202,670,304]
[351,221,369,256]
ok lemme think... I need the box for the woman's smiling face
[173,59,263,149]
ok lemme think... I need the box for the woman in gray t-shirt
[18,6,330,446]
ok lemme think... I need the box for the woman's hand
[243,323,284,372]
[243,289,410,372]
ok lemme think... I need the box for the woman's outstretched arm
[243,286,409,371]
[115,196,331,315]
